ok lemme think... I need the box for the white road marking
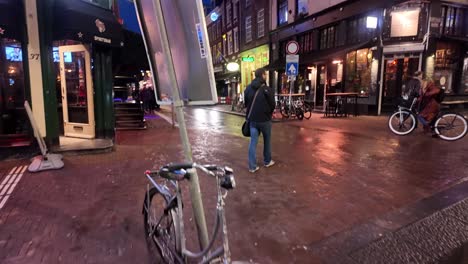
[0,165,28,210]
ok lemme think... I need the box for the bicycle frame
[145,165,232,264]
[396,97,419,123]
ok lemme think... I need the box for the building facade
[207,0,271,102]
[269,0,468,115]
[0,0,123,148]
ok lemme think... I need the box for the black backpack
[435,88,445,103]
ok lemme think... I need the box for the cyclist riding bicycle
[402,71,444,136]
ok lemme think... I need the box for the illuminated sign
[210,12,219,22]
[391,9,420,37]
[241,56,254,62]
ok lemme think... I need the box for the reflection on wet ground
[180,107,468,262]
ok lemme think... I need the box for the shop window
[226,1,232,28]
[462,56,468,94]
[302,33,311,53]
[433,42,461,94]
[345,48,372,95]
[319,25,338,50]
[257,9,265,38]
[440,5,466,37]
[278,0,288,26]
[0,39,26,134]
[245,16,252,43]
[297,0,308,18]
[81,0,112,10]
[233,27,239,53]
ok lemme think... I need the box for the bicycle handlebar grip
[159,168,187,181]
[165,163,193,172]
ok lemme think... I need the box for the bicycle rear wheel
[434,113,468,141]
[143,188,180,263]
[388,110,416,135]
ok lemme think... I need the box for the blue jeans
[248,121,272,170]
[417,115,430,127]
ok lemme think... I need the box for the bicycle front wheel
[280,104,290,118]
[143,188,180,264]
[388,110,416,135]
[303,106,312,119]
[434,113,468,141]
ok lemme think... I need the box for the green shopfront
[39,0,123,145]
[0,0,30,147]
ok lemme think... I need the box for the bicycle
[278,96,304,120]
[388,97,468,141]
[231,95,246,114]
[143,163,236,264]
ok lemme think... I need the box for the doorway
[382,56,420,108]
[59,44,95,139]
[315,65,327,109]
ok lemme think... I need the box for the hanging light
[226,62,240,72]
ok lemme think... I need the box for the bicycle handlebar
[145,163,226,182]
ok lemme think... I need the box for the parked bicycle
[278,96,305,120]
[143,163,236,264]
[388,97,468,141]
[231,95,246,114]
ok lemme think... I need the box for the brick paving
[0,109,467,263]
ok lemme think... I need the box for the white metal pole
[150,0,210,250]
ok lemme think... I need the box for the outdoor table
[325,92,359,117]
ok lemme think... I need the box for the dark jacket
[244,78,275,122]
[404,77,421,97]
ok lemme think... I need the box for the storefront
[213,61,241,103]
[295,40,379,112]
[239,44,269,92]
[0,0,29,146]
[40,0,123,143]
[424,38,468,97]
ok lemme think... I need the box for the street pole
[151,0,210,250]
[289,76,294,107]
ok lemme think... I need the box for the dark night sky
[119,0,215,33]
[118,0,141,33]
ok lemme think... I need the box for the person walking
[244,68,276,173]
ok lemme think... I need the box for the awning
[53,0,123,47]
[0,0,25,41]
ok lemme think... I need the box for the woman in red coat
[417,79,441,133]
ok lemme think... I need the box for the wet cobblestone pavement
[0,108,468,263]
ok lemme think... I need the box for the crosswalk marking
[0,165,28,210]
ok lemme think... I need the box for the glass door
[315,65,327,109]
[383,57,419,107]
[59,45,95,138]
